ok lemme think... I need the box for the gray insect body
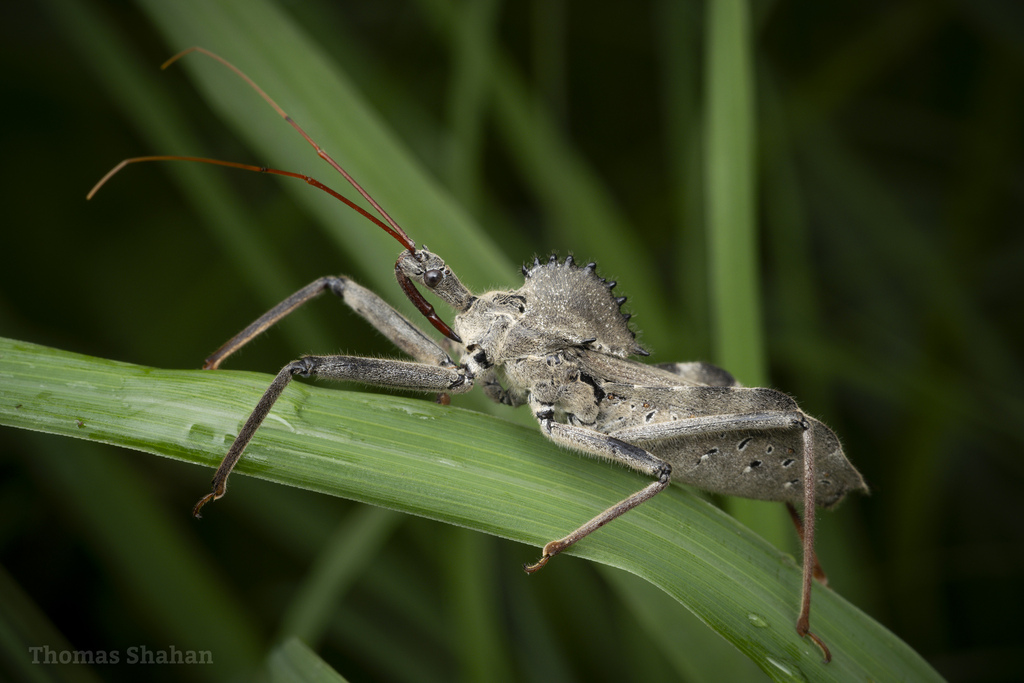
[92,48,867,663]
[387,248,863,661]
[421,250,863,509]
[602,377,857,506]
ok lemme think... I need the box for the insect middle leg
[194,354,471,517]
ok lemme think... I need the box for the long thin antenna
[162,48,415,253]
[88,48,465,341]
[87,155,406,246]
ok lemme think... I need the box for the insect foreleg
[205,276,456,370]
[524,402,671,573]
[336,278,458,366]
[194,355,471,518]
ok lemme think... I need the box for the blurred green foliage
[1,0,1021,681]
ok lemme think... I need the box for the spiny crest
[520,254,646,358]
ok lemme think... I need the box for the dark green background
[2,1,1021,681]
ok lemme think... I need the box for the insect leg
[607,410,808,443]
[194,355,470,518]
[205,275,455,370]
[786,502,827,585]
[609,412,832,660]
[794,419,831,662]
[523,401,671,573]
[653,361,738,387]
[599,411,832,660]
[476,367,525,407]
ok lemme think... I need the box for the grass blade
[0,336,941,681]
[269,638,349,683]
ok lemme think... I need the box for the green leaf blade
[0,336,941,681]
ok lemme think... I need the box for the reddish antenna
[88,47,415,253]
[88,48,465,342]
[87,155,409,246]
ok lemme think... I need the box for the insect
[89,47,867,662]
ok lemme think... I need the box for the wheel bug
[89,47,867,662]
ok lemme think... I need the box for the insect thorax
[455,255,644,367]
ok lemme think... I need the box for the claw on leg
[523,539,567,574]
[192,487,223,519]
[523,555,549,574]
[798,620,832,663]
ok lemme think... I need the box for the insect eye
[424,269,443,288]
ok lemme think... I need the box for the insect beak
[395,263,462,343]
